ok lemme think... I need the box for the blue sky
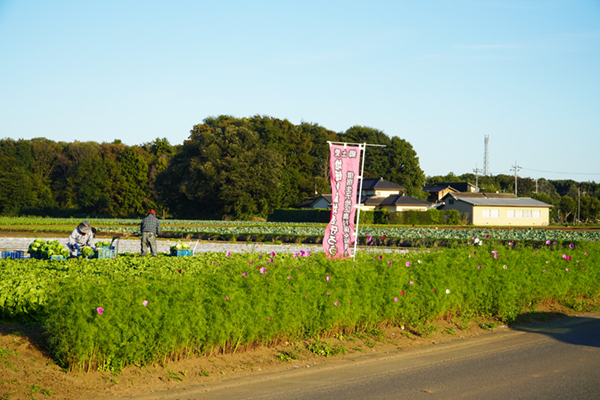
[1,0,599,182]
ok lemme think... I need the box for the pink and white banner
[324,144,362,259]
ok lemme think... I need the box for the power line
[521,167,600,176]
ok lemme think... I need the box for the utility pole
[473,164,482,192]
[510,161,521,196]
[535,179,538,194]
[578,187,581,224]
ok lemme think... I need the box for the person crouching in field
[141,209,161,257]
[67,221,94,257]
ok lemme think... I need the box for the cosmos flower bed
[1,240,599,371]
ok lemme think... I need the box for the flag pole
[353,143,367,261]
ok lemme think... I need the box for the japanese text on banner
[324,144,361,259]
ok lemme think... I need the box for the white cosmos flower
[445,289,450,294]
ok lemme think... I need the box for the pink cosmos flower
[367,235,372,242]
[388,260,392,265]
[382,235,387,239]
[97,307,104,315]
[409,281,414,285]
[400,291,405,295]
[546,240,551,245]
[326,276,331,281]
[394,297,398,302]
[334,302,339,306]
[543,270,546,273]
[566,268,569,272]
[260,267,266,274]
[432,288,435,292]
[293,252,299,258]
[226,251,231,257]
[508,242,513,246]
[485,234,490,239]
[378,255,383,260]
[225,296,229,301]
[287,276,291,280]
[178,269,182,274]
[142,300,148,307]
[569,243,574,249]
[269,257,274,263]
[267,318,271,321]
[270,251,276,257]
[585,252,588,256]
[406,262,411,267]
[494,254,498,259]
[249,260,254,265]
[478,265,482,269]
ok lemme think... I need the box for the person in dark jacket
[140,209,161,257]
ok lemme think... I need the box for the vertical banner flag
[324,144,362,259]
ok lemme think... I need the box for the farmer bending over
[67,221,94,257]
[141,209,161,257]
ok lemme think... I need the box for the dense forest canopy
[0,115,426,219]
[1,115,598,222]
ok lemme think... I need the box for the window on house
[507,210,515,218]
[482,209,490,218]
[515,210,523,218]
[533,210,540,218]
[523,210,532,218]
[491,209,499,218]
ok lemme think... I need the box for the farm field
[1,237,599,399]
[0,217,599,245]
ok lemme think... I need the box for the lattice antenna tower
[483,135,490,176]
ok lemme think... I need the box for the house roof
[294,195,332,208]
[442,192,552,207]
[422,185,459,194]
[432,182,476,192]
[379,195,431,206]
[360,177,406,191]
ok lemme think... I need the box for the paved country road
[128,313,600,400]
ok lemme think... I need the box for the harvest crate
[50,255,66,260]
[170,249,193,257]
[96,248,117,259]
[2,250,25,259]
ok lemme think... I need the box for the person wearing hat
[67,221,95,257]
[140,209,161,257]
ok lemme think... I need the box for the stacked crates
[95,246,117,259]
[170,249,193,257]
[1,250,26,259]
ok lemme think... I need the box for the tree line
[426,173,600,223]
[0,115,425,219]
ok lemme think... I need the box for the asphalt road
[136,313,600,400]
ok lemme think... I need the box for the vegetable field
[1,217,599,243]
[1,239,599,372]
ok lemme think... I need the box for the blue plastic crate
[96,248,117,259]
[2,251,25,259]
[50,255,66,260]
[170,249,193,257]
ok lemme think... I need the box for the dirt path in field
[2,303,597,400]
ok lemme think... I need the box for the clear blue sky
[1,1,599,182]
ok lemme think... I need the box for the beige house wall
[362,189,402,197]
[471,206,550,226]
[380,204,428,212]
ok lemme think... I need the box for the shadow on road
[511,311,600,348]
